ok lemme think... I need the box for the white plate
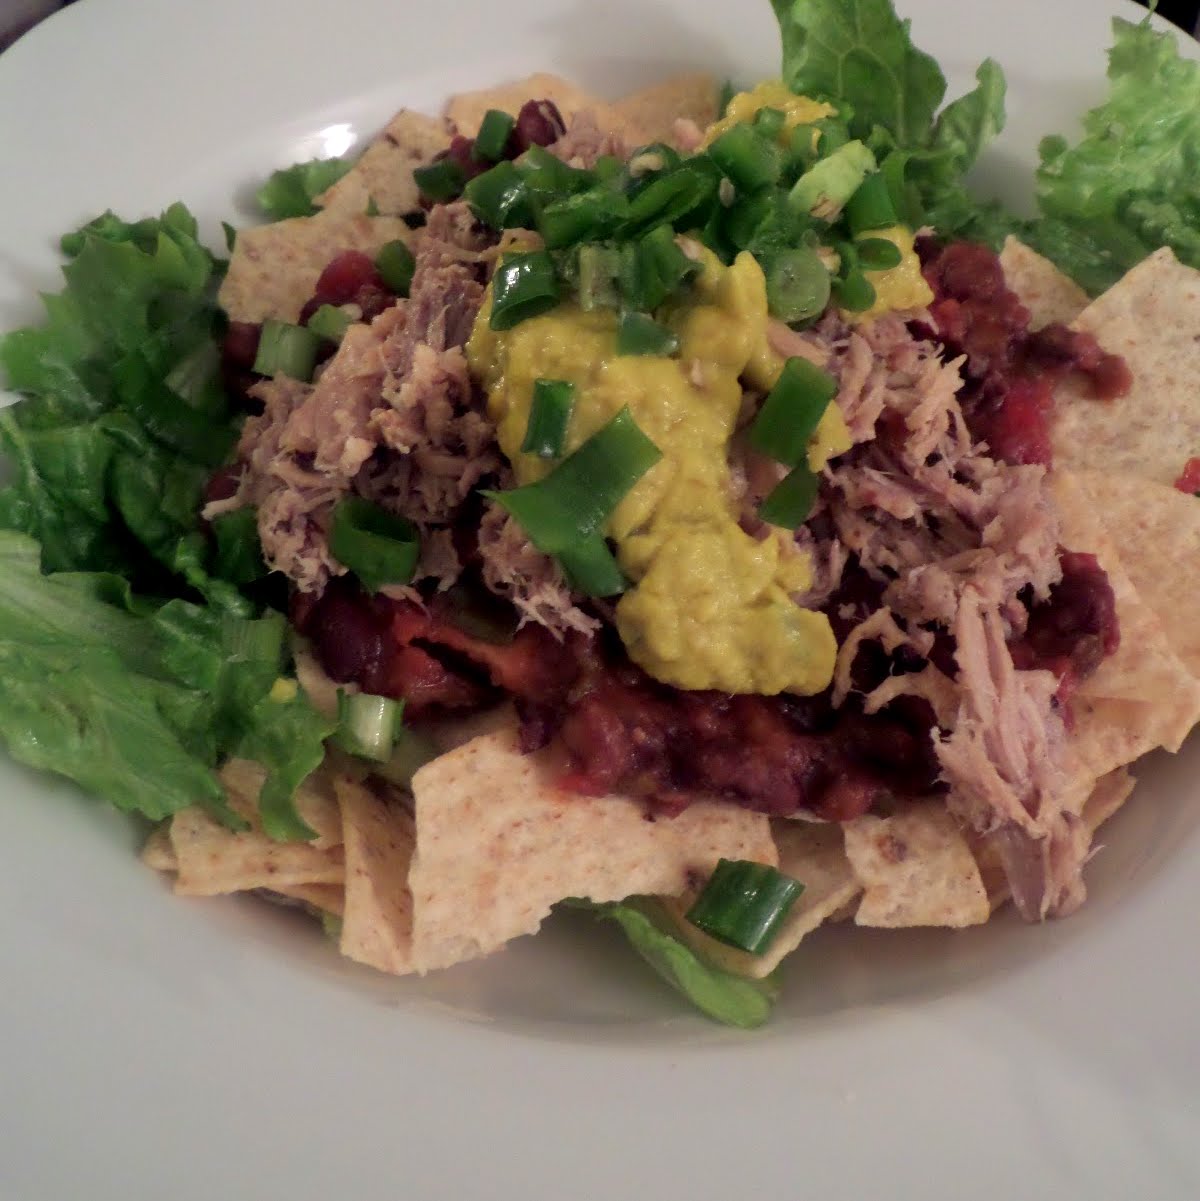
[2,1,1198,1198]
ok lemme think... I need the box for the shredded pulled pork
[208,203,499,592]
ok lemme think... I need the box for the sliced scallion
[763,247,831,325]
[685,859,805,955]
[333,690,403,763]
[748,356,837,467]
[856,236,904,272]
[412,158,467,202]
[306,303,354,344]
[521,378,576,459]
[557,533,627,597]
[846,172,898,235]
[758,463,820,529]
[834,270,877,313]
[489,250,562,331]
[485,406,661,554]
[375,239,416,296]
[473,108,516,162]
[329,496,420,592]
[753,106,786,140]
[464,160,533,231]
[617,224,700,312]
[616,311,679,357]
[252,319,321,382]
[707,123,782,193]
[577,243,622,312]
[538,187,629,250]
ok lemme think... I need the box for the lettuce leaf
[771,0,1009,241]
[1027,17,1200,292]
[570,899,778,1028]
[0,531,334,832]
[256,157,353,220]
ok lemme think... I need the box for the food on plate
[4,0,1200,1027]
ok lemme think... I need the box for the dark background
[1137,0,1200,29]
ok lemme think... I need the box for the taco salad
[4,0,1200,1026]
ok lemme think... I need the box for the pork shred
[207,202,499,592]
[788,251,1124,919]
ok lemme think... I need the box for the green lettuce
[569,899,779,1028]
[1027,17,1200,293]
[256,157,354,220]
[770,0,1010,241]
[0,531,334,832]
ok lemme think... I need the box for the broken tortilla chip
[316,109,450,217]
[845,801,990,928]
[1052,470,1200,756]
[406,728,775,973]
[168,807,344,897]
[335,775,416,975]
[1068,469,1200,681]
[218,211,412,324]
[140,823,177,872]
[1052,247,1200,487]
[613,72,719,146]
[444,73,641,143]
[658,819,860,979]
[999,236,1088,329]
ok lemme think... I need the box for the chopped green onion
[763,247,832,324]
[519,146,593,198]
[252,319,321,381]
[623,161,718,233]
[758,463,821,528]
[412,158,467,202]
[464,160,533,231]
[846,172,899,235]
[685,859,805,955]
[618,224,698,312]
[814,117,850,157]
[557,533,627,597]
[329,496,420,592]
[489,251,562,331]
[333,690,403,763]
[717,79,737,116]
[880,151,922,228]
[473,108,516,162]
[592,155,624,183]
[856,237,904,272]
[210,507,267,585]
[834,270,877,313]
[577,243,622,311]
[753,107,786,140]
[707,124,782,193]
[748,357,837,467]
[306,303,354,344]
[375,239,416,295]
[538,187,629,250]
[616,311,679,357]
[787,124,820,172]
[521,378,576,458]
[485,406,661,554]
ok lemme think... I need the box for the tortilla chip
[169,807,345,896]
[658,819,860,979]
[1068,469,1200,681]
[1052,471,1200,755]
[999,236,1088,329]
[218,211,412,323]
[140,823,177,872]
[335,776,416,974]
[444,73,637,142]
[316,109,450,217]
[271,883,345,918]
[845,801,990,928]
[1052,247,1200,487]
[219,758,344,851]
[407,729,775,973]
[613,73,719,146]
